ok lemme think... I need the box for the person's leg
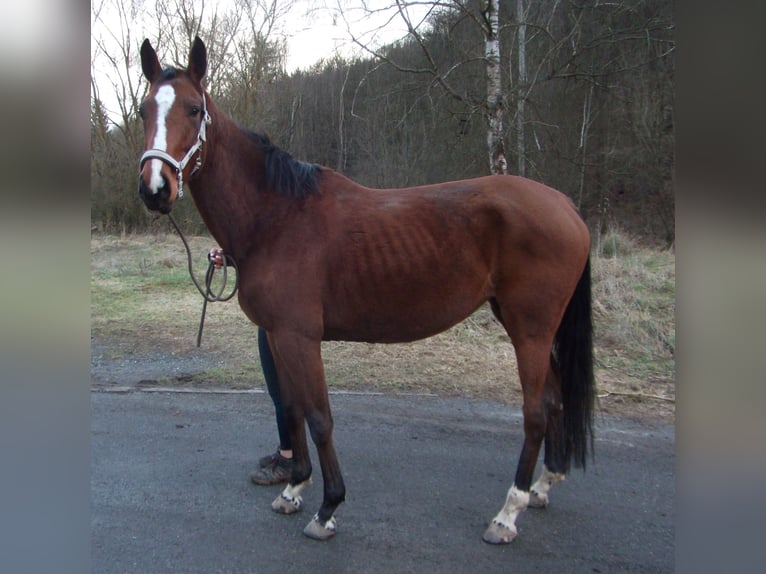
[258,326,292,455]
[252,327,293,485]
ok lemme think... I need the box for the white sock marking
[281,479,311,507]
[530,465,565,507]
[491,485,529,533]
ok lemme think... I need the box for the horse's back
[329,172,589,273]
[329,171,584,238]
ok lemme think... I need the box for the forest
[91,0,674,246]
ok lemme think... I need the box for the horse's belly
[322,313,478,343]
[321,279,490,343]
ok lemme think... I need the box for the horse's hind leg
[482,337,552,544]
[529,357,567,508]
[483,299,559,544]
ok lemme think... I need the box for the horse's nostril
[138,171,173,214]
[138,177,151,199]
[138,172,170,198]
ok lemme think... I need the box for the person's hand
[208,247,224,269]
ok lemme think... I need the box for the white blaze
[149,84,176,193]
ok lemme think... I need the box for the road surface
[91,389,673,573]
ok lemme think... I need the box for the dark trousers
[257,327,291,451]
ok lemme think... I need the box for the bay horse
[137,37,595,544]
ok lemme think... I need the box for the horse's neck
[189,111,267,260]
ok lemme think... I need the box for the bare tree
[90,0,147,147]
[336,64,352,171]
[514,0,526,176]
[340,0,510,174]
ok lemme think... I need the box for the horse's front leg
[267,330,345,541]
[269,398,311,515]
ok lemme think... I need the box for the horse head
[137,37,210,214]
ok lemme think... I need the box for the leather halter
[138,93,212,199]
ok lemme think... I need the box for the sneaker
[251,451,292,486]
[257,447,283,469]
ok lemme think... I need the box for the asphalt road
[91,389,674,573]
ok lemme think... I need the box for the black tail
[554,256,595,470]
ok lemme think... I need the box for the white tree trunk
[577,84,594,209]
[486,0,507,175]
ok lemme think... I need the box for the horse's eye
[190,106,200,117]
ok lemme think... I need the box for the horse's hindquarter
[319,175,586,343]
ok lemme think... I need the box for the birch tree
[484,0,506,174]
[342,0,510,174]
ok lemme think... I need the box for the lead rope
[167,213,239,347]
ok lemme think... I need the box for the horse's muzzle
[138,174,172,214]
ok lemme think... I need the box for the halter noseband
[139,93,212,199]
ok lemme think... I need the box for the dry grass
[591,230,675,420]
[91,229,675,422]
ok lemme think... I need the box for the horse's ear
[140,39,162,83]
[188,36,207,85]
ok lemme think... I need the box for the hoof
[528,490,549,508]
[271,492,302,515]
[482,520,517,545]
[303,515,337,541]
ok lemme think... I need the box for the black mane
[247,131,321,198]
